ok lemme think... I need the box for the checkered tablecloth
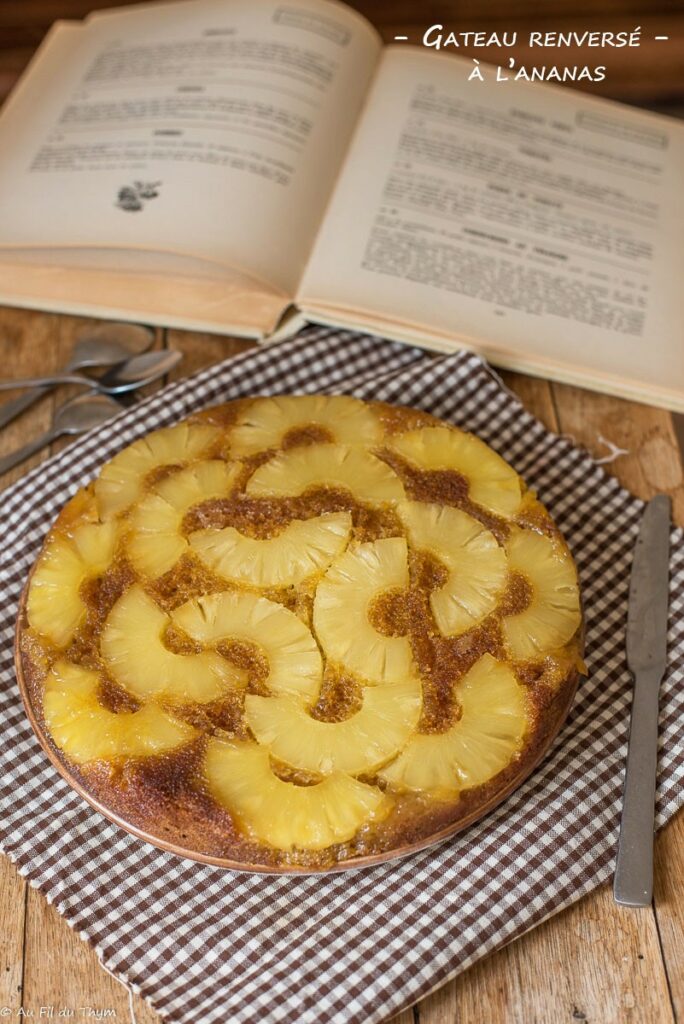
[1,326,682,1024]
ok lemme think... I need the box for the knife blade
[614,494,671,907]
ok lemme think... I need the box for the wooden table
[1,0,684,1020]
[1,308,683,1024]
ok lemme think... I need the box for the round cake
[16,395,584,871]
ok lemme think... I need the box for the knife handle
[613,667,662,907]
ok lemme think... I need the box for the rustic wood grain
[1,0,683,1016]
[23,892,160,1023]
[654,820,684,1021]
[0,310,56,1017]
[499,370,558,429]
[2,311,682,1023]
[414,374,684,1024]
[165,329,459,1024]
[0,310,164,1021]
[0,308,59,485]
[390,1011,414,1024]
[165,329,256,375]
[417,894,675,1024]
[548,384,684,525]
[0,859,25,1009]
[550,379,684,1024]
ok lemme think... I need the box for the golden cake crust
[15,397,583,872]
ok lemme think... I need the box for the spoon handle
[0,373,93,392]
[0,386,51,430]
[0,353,78,429]
[0,426,62,476]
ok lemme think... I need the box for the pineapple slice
[313,537,413,684]
[171,590,322,702]
[245,444,405,504]
[205,738,391,850]
[95,422,221,519]
[101,585,244,703]
[230,395,383,456]
[189,511,352,588]
[503,527,581,659]
[380,654,527,796]
[398,501,507,636]
[44,661,195,764]
[127,460,239,578]
[390,426,522,517]
[27,522,119,647]
[244,676,422,775]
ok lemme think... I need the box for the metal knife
[614,494,671,907]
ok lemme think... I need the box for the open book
[0,0,682,410]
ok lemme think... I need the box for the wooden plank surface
[1,0,683,1019]
[0,308,682,1023]
[0,859,25,1011]
[417,895,674,1024]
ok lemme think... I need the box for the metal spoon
[0,322,154,430]
[0,348,181,396]
[0,394,122,476]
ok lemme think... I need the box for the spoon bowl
[96,349,181,393]
[0,394,123,478]
[0,348,182,396]
[66,323,155,371]
[0,322,154,430]
[53,394,124,434]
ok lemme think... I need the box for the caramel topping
[173,694,247,738]
[184,493,401,543]
[146,463,184,487]
[163,624,201,655]
[80,560,135,626]
[97,677,140,714]
[269,759,322,786]
[20,396,582,870]
[368,588,411,638]
[380,450,510,542]
[148,555,227,613]
[282,424,334,448]
[216,639,270,693]
[310,668,363,723]
[499,571,534,617]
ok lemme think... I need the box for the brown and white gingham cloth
[1,327,683,1024]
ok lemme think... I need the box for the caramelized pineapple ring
[399,501,507,636]
[205,739,391,851]
[127,460,240,578]
[189,511,352,588]
[313,537,414,685]
[380,654,528,796]
[95,422,221,519]
[503,528,581,659]
[244,676,422,775]
[27,522,119,647]
[390,426,522,517]
[44,662,195,764]
[230,395,383,456]
[25,395,584,863]
[172,591,323,702]
[101,585,245,703]
[245,444,405,504]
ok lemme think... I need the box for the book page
[0,0,380,296]
[299,47,684,403]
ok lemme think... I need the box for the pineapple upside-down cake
[17,395,584,870]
